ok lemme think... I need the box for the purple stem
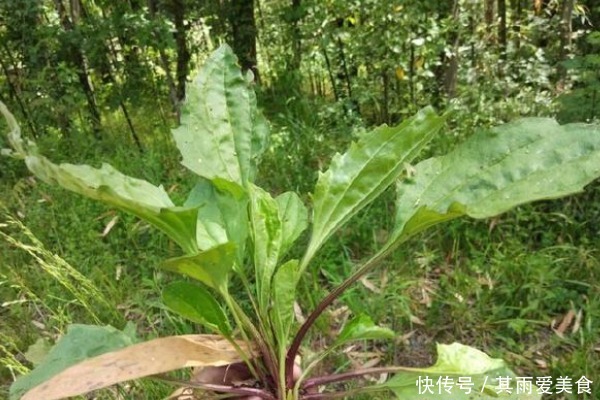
[285,248,392,388]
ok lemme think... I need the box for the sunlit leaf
[172,44,269,189]
[276,192,308,255]
[334,314,395,347]
[271,259,299,347]
[161,242,236,292]
[391,118,600,244]
[395,67,405,80]
[249,184,282,313]
[305,107,445,269]
[163,281,231,335]
[10,324,137,400]
[23,338,52,367]
[19,334,252,400]
[381,343,540,399]
[0,103,198,254]
[185,179,249,265]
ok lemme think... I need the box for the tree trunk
[444,0,460,98]
[485,0,495,26]
[147,0,180,119]
[288,0,302,72]
[0,43,38,137]
[511,0,522,54]
[336,38,353,101]
[558,0,575,82]
[168,0,190,101]
[228,0,259,82]
[53,0,102,138]
[498,0,507,59]
[321,40,339,101]
[381,70,389,124]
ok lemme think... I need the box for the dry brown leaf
[22,335,253,400]
[31,320,46,330]
[572,309,582,334]
[347,351,382,371]
[360,276,381,293]
[342,344,358,354]
[420,288,432,308]
[329,305,349,320]
[166,386,195,400]
[360,356,381,370]
[101,216,119,237]
[396,330,416,345]
[488,217,499,233]
[553,309,576,338]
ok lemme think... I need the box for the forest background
[1,0,600,398]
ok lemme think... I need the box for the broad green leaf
[270,259,299,347]
[1,100,198,254]
[275,192,308,255]
[161,242,236,292]
[334,314,395,347]
[23,339,54,367]
[18,334,252,400]
[305,107,445,268]
[391,118,600,244]
[163,281,231,335]
[381,343,540,399]
[249,184,282,313]
[185,179,249,264]
[172,44,269,189]
[29,159,198,253]
[10,323,137,400]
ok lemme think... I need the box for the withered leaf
[22,335,253,400]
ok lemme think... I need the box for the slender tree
[288,0,303,73]
[498,0,507,59]
[511,0,522,54]
[485,0,495,26]
[444,0,460,98]
[167,0,191,101]
[558,0,575,82]
[228,0,259,81]
[53,0,102,138]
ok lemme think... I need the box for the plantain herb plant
[3,44,600,400]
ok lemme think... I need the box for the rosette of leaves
[3,44,600,400]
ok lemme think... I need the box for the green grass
[1,101,599,399]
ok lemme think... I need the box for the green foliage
[334,315,395,346]
[162,281,231,335]
[271,259,300,348]
[172,45,269,190]
[161,243,236,293]
[3,44,600,400]
[558,32,600,123]
[305,107,445,268]
[392,118,600,243]
[382,343,538,400]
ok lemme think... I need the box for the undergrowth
[1,99,599,399]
